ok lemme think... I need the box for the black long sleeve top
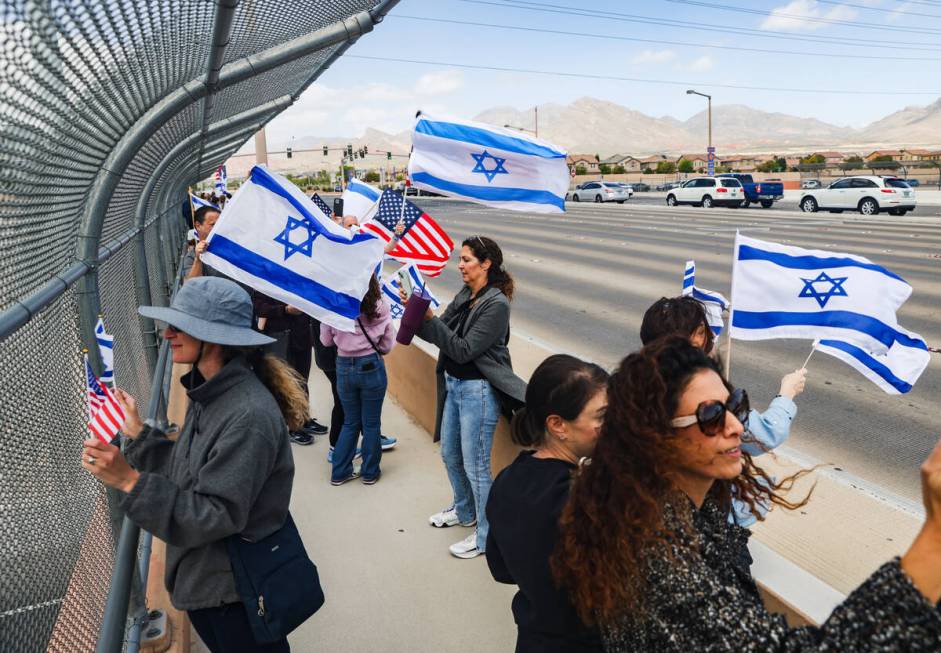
[486,451,603,653]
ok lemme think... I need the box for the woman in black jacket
[554,337,941,652]
[486,354,608,652]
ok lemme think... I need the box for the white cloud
[255,69,466,146]
[630,49,676,65]
[676,56,715,73]
[414,70,464,95]
[761,0,858,32]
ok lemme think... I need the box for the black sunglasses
[670,388,750,436]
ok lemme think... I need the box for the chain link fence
[0,1,397,650]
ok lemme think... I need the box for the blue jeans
[440,373,500,551]
[333,354,386,482]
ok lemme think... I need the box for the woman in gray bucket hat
[82,276,309,652]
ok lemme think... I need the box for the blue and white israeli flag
[190,193,220,211]
[381,263,440,321]
[681,260,728,336]
[730,233,912,354]
[816,328,930,395]
[94,317,115,386]
[201,166,385,332]
[408,113,569,214]
[341,179,381,221]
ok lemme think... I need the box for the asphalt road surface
[416,198,941,502]
[596,192,941,217]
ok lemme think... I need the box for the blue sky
[257,0,941,146]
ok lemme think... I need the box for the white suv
[799,176,916,216]
[666,176,744,208]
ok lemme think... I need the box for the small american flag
[311,193,333,217]
[361,190,453,277]
[85,356,126,443]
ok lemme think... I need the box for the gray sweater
[418,285,527,441]
[121,356,294,611]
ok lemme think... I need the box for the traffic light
[363,145,368,155]
[359,148,365,159]
[286,147,292,159]
[387,151,392,160]
[323,145,328,156]
[346,144,353,158]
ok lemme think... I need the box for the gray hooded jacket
[121,356,294,610]
[417,285,527,441]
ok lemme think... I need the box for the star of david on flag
[730,233,914,354]
[799,272,848,308]
[274,216,319,260]
[408,112,569,213]
[381,263,440,321]
[470,150,509,182]
[200,166,385,332]
[94,317,115,386]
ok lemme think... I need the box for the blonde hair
[226,348,310,432]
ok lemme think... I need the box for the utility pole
[254,127,268,166]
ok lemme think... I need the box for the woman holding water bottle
[402,236,526,560]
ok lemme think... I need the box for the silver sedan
[566,181,633,203]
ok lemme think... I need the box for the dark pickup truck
[716,173,783,208]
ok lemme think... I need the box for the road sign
[707,146,716,176]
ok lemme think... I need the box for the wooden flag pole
[187,186,198,234]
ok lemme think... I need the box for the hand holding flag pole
[802,339,820,369]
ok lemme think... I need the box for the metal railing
[0,2,400,650]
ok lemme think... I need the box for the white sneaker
[449,532,482,559]
[428,505,476,528]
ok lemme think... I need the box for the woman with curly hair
[640,296,807,525]
[553,337,941,651]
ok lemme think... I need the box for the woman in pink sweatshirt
[320,276,396,485]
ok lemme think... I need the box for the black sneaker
[302,419,328,435]
[290,431,314,446]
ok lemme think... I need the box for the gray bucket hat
[139,276,275,346]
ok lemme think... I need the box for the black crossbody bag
[226,513,325,644]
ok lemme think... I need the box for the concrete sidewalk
[193,368,518,652]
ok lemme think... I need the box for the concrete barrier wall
[385,336,844,628]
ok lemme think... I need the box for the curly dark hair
[463,235,514,301]
[640,296,715,354]
[552,336,811,626]
[360,275,382,321]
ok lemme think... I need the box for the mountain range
[281,96,941,159]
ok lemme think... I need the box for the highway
[415,198,941,501]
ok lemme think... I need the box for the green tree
[575,165,588,175]
[800,154,826,166]
[612,164,626,174]
[642,168,653,174]
[839,156,864,172]
[365,171,380,182]
[599,163,611,174]
[869,155,900,170]
[677,159,694,173]
[756,160,776,173]
[656,161,677,174]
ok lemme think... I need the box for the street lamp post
[686,89,712,175]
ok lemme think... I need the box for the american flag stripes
[361,190,453,277]
[85,355,125,443]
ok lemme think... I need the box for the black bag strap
[357,317,382,356]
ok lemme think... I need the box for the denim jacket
[732,395,797,527]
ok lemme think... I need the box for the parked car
[801,179,822,189]
[631,182,651,192]
[798,176,916,216]
[905,178,920,187]
[666,177,744,208]
[656,181,682,192]
[717,173,783,208]
[566,181,632,203]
